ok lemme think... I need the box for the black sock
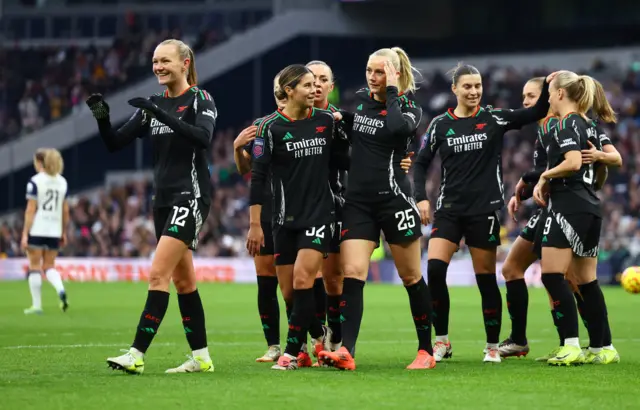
[132,290,170,353]
[177,290,207,351]
[341,278,365,357]
[551,309,564,345]
[257,276,280,346]
[309,317,324,340]
[602,300,612,346]
[284,288,315,357]
[541,274,578,340]
[578,280,607,349]
[475,274,502,344]
[505,279,528,346]
[574,291,589,332]
[327,294,343,344]
[405,277,434,354]
[314,278,327,325]
[286,302,292,322]
[427,259,450,336]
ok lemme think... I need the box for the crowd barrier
[0,257,546,286]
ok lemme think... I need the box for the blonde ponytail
[370,47,421,94]
[159,39,197,85]
[43,149,64,176]
[554,72,617,123]
[576,76,596,116]
[591,78,617,123]
[391,47,418,93]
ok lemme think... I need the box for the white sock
[192,347,211,361]
[486,343,499,350]
[300,343,308,353]
[436,335,449,343]
[129,347,144,359]
[28,273,42,309]
[589,347,602,354]
[603,344,615,350]
[564,337,580,348]
[45,268,65,295]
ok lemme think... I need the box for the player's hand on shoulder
[86,93,110,120]
[234,125,257,150]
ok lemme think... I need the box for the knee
[279,283,293,304]
[173,275,196,294]
[501,262,523,282]
[427,259,449,286]
[42,264,55,272]
[324,274,343,295]
[342,262,368,281]
[397,265,422,286]
[149,268,172,290]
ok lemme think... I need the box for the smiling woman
[85,38,218,375]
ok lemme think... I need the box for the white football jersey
[26,172,68,238]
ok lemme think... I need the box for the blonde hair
[527,76,545,88]
[370,47,419,93]
[305,60,334,82]
[159,39,197,85]
[273,74,283,99]
[554,71,617,123]
[35,148,64,176]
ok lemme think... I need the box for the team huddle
[22,37,621,373]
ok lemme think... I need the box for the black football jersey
[249,108,342,229]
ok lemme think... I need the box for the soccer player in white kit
[21,148,70,315]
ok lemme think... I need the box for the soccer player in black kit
[234,75,287,363]
[413,64,557,363]
[320,47,437,371]
[245,64,346,371]
[532,71,619,365]
[499,77,557,358]
[87,39,217,374]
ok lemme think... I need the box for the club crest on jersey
[316,126,327,133]
[475,123,487,130]
[253,138,264,158]
[177,106,188,112]
[379,110,388,116]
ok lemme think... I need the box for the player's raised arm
[87,94,150,153]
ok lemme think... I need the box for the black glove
[86,94,110,120]
[128,97,159,114]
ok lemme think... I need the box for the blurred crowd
[0,26,233,142]
[2,58,640,275]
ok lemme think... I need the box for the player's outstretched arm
[86,94,149,152]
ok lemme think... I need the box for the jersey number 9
[42,189,60,211]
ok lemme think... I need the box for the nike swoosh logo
[555,353,571,360]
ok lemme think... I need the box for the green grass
[1,282,639,410]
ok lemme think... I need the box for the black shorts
[431,211,501,249]
[27,236,60,251]
[519,209,543,243]
[273,223,333,266]
[260,220,274,256]
[536,211,601,257]
[154,199,210,251]
[329,201,343,254]
[341,195,422,245]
